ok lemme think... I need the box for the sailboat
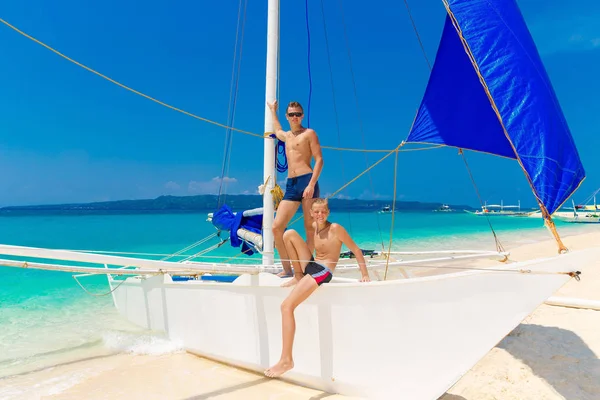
[464,200,529,216]
[433,204,454,212]
[0,1,593,399]
[554,192,600,223]
[378,205,394,214]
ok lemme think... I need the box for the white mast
[262,0,279,266]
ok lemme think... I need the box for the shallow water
[0,211,594,385]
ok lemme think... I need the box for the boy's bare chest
[287,134,310,151]
[314,231,340,254]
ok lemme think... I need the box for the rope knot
[568,271,582,281]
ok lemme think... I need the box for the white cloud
[357,190,391,200]
[528,10,600,55]
[188,176,238,194]
[569,34,584,43]
[570,34,600,48]
[164,181,181,191]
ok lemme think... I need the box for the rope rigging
[275,0,313,174]
[217,0,248,208]
[276,141,288,173]
[0,4,584,298]
[335,0,390,247]
[384,144,402,280]
[0,7,516,267]
[305,0,313,128]
[3,252,580,299]
[275,7,287,174]
[399,0,506,254]
[0,17,440,155]
[319,0,354,234]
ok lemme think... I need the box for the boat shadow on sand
[498,323,599,400]
[183,377,271,400]
[182,378,340,400]
[441,323,598,400]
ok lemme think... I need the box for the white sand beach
[440,231,600,400]
[1,230,599,400]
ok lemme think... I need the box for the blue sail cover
[211,205,263,256]
[406,0,585,214]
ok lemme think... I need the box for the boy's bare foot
[276,270,293,278]
[281,277,299,287]
[264,359,294,378]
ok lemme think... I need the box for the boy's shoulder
[329,222,345,233]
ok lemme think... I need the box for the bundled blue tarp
[211,205,263,256]
[406,0,585,215]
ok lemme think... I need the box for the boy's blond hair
[286,101,304,113]
[311,198,329,209]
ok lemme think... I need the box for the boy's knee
[281,301,295,314]
[282,229,298,240]
[272,222,285,235]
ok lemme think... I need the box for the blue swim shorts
[282,173,320,202]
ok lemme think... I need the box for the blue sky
[1,0,599,208]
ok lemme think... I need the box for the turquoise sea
[0,210,595,395]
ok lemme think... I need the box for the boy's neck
[316,220,330,232]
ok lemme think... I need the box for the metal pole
[262,0,279,266]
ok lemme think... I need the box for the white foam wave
[0,367,99,400]
[102,331,183,355]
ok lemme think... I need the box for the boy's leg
[272,200,301,276]
[265,275,319,378]
[281,229,313,287]
[301,198,316,254]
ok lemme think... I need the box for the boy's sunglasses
[287,112,303,118]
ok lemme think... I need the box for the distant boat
[378,205,394,214]
[554,197,600,223]
[530,189,600,222]
[555,213,600,223]
[433,204,454,212]
[464,200,529,216]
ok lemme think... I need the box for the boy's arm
[334,224,370,282]
[267,101,287,141]
[302,130,323,199]
[308,130,323,186]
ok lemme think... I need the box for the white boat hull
[555,215,600,223]
[108,248,593,399]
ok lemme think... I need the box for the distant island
[0,195,476,214]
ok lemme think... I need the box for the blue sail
[406,0,585,214]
